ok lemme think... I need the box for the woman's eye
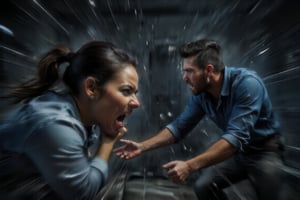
[121,89,131,96]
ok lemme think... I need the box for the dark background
[1,0,300,199]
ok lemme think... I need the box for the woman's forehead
[111,66,138,86]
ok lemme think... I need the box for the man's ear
[205,64,214,75]
[84,76,98,99]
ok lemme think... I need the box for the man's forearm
[186,138,237,172]
[141,128,176,152]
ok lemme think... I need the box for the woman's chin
[101,125,126,137]
[105,130,118,137]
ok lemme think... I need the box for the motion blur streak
[0,0,299,199]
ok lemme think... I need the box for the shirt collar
[220,66,231,97]
[66,94,82,121]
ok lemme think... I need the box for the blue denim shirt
[0,91,108,199]
[166,67,280,151]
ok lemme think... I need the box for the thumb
[119,139,134,145]
[162,161,177,169]
[113,127,127,142]
[118,127,127,137]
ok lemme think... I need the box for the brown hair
[8,41,137,102]
[179,39,224,72]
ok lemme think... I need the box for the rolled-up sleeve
[221,76,264,150]
[23,119,107,200]
[166,96,205,141]
[90,157,108,181]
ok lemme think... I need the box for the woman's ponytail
[8,46,72,102]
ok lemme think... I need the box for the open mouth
[117,114,125,122]
[116,114,126,129]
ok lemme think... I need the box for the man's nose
[182,72,188,81]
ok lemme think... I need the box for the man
[114,39,284,200]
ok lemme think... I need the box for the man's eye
[186,69,193,73]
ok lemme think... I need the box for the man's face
[182,56,209,95]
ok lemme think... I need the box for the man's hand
[113,139,143,160]
[162,160,192,184]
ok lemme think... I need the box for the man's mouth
[188,84,194,90]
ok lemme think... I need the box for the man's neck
[206,71,224,100]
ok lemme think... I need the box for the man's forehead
[183,57,198,68]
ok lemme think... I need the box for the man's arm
[140,128,176,152]
[186,138,237,172]
[163,138,237,183]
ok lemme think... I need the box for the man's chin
[189,87,198,94]
[191,88,201,95]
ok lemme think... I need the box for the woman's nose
[129,96,140,108]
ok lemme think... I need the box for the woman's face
[93,65,140,136]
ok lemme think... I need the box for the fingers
[112,139,142,160]
[119,139,133,144]
[116,127,127,139]
[112,145,133,160]
[168,171,187,183]
[112,139,132,153]
[112,145,128,157]
[116,151,132,160]
[120,127,127,132]
[112,145,126,153]
[112,139,133,153]
[162,161,177,169]
[163,161,178,179]
[163,161,189,184]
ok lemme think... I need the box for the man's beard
[191,75,210,95]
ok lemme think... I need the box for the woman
[0,41,140,199]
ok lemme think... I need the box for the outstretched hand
[162,160,192,184]
[113,139,143,160]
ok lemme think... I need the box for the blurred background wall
[0,0,300,199]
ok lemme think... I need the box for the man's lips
[188,84,194,90]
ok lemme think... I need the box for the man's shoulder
[226,66,261,82]
[225,67,265,94]
[226,66,256,75]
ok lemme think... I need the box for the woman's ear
[84,76,98,99]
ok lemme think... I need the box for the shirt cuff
[90,157,109,181]
[221,133,241,149]
[166,124,181,141]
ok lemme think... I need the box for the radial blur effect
[0,0,300,199]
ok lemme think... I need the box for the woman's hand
[101,127,127,144]
[97,127,127,161]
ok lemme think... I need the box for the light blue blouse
[0,91,108,199]
[166,67,281,151]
